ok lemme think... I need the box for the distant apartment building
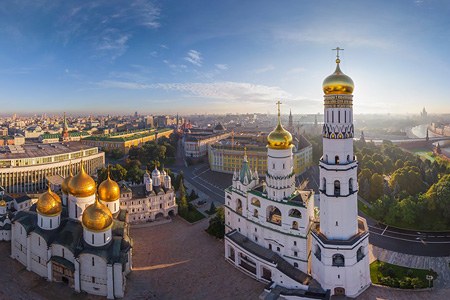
[81,128,173,153]
[0,127,8,136]
[183,124,230,158]
[38,131,90,143]
[0,134,25,146]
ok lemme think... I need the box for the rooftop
[0,142,98,160]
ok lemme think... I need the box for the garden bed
[370,260,437,289]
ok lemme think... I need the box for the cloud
[287,67,306,74]
[96,80,292,104]
[275,29,392,50]
[215,64,228,70]
[55,1,160,59]
[254,65,275,74]
[184,50,203,66]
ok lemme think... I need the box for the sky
[1,0,450,116]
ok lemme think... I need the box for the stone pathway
[369,245,450,289]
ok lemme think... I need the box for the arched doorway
[155,212,164,220]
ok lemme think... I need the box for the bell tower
[311,48,371,297]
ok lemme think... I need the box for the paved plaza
[0,216,448,300]
[126,217,264,300]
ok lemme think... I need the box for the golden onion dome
[37,186,62,216]
[82,195,113,232]
[0,200,6,207]
[98,171,120,202]
[61,167,73,194]
[267,102,293,150]
[68,162,96,198]
[323,58,354,95]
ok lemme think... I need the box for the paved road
[175,148,450,257]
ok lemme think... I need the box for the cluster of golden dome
[267,57,353,149]
[37,163,120,232]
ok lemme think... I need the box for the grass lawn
[179,205,205,223]
[370,260,436,289]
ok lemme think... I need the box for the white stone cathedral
[10,163,132,299]
[225,51,370,299]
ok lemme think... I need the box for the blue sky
[0,0,450,115]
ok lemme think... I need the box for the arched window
[322,177,326,192]
[332,254,345,267]
[253,209,259,218]
[292,221,298,230]
[251,198,261,207]
[289,209,302,219]
[357,246,364,262]
[335,155,339,164]
[325,155,328,163]
[267,206,282,226]
[334,180,340,196]
[236,199,243,215]
[294,262,298,268]
[349,178,354,193]
[347,154,350,162]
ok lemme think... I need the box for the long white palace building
[224,52,371,299]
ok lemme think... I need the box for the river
[411,124,450,158]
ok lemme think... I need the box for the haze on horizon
[1,0,449,116]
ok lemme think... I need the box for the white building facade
[224,104,327,299]
[310,54,371,297]
[10,162,132,299]
[119,166,178,224]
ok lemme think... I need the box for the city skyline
[1,1,450,115]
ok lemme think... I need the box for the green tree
[369,173,384,202]
[178,179,188,214]
[425,174,450,225]
[174,172,184,191]
[97,164,127,183]
[206,206,225,238]
[207,202,216,214]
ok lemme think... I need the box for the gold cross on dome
[276,100,282,117]
[332,47,344,59]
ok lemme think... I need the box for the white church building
[225,52,370,299]
[10,163,132,299]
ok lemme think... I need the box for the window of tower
[345,111,347,123]
[332,254,345,267]
[325,155,328,163]
[289,209,302,219]
[266,205,282,226]
[236,199,243,215]
[253,209,259,218]
[322,178,326,192]
[335,155,339,164]
[357,246,365,262]
[332,111,334,123]
[338,110,340,123]
[347,154,350,162]
[292,221,299,230]
[315,246,321,261]
[349,178,354,193]
[334,180,341,196]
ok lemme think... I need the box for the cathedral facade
[10,163,132,299]
[224,52,370,298]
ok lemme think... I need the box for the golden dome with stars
[98,170,120,202]
[68,162,96,198]
[36,185,62,216]
[322,58,354,95]
[82,194,113,232]
[267,101,292,150]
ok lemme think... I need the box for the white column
[26,235,31,271]
[74,259,81,292]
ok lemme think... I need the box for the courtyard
[0,216,448,300]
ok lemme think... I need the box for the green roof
[83,128,172,142]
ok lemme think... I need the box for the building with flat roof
[0,142,104,194]
[81,128,173,154]
[209,132,313,176]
